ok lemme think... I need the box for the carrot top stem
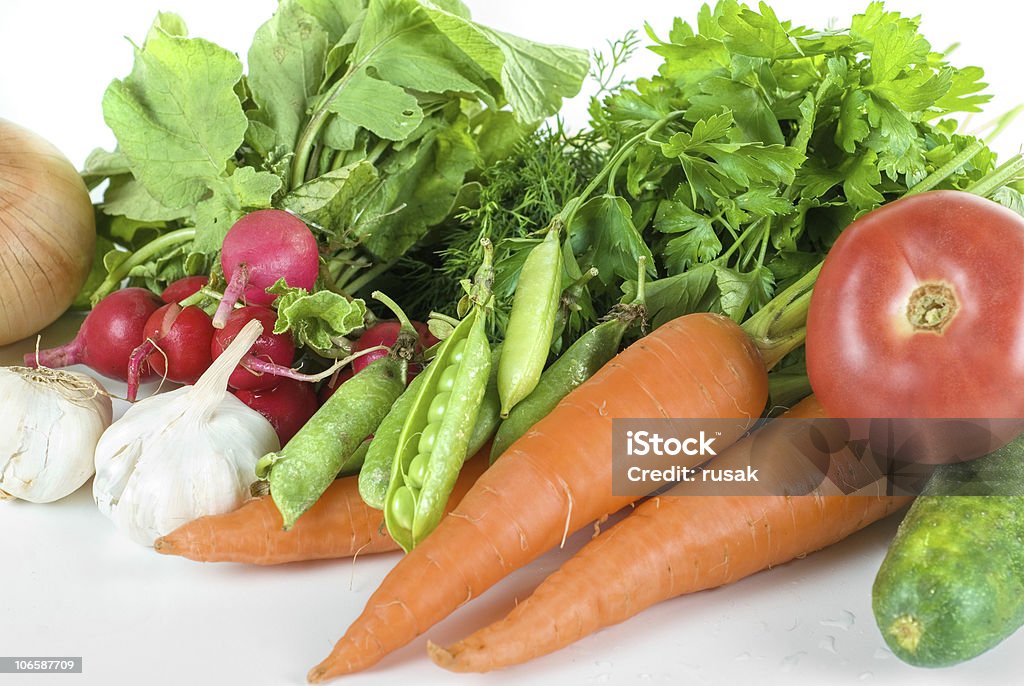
[741,262,820,370]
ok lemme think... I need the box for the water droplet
[735,652,751,662]
[781,651,806,672]
[819,635,838,654]
[639,674,652,681]
[873,648,891,660]
[859,671,873,681]
[820,610,856,630]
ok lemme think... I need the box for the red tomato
[806,190,1024,419]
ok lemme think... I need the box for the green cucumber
[872,433,1024,667]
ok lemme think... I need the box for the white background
[3,2,1024,685]
[2,0,1024,166]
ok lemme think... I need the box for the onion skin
[0,119,95,345]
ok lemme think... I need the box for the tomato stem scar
[907,283,958,333]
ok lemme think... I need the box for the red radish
[161,276,209,304]
[211,306,296,391]
[24,287,161,381]
[318,367,354,405]
[125,304,215,401]
[234,379,319,445]
[352,320,437,376]
[212,209,319,328]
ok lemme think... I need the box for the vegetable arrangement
[5,0,1024,682]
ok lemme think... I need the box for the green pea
[390,485,417,531]
[418,422,439,454]
[407,453,429,488]
[450,338,467,363]
[438,363,459,392]
[428,391,451,424]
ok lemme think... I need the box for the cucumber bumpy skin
[871,436,1024,667]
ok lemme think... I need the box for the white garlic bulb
[0,366,112,503]
[93,319,280,545]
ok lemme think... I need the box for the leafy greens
[82,0,588,353]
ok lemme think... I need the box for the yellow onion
[0,119,95,345]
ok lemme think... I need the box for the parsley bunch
[599,0,1014,327]
[420,1,1018,344]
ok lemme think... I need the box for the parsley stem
[754,221,772,270]
[560,111,685,229]
[904,141,985,196]
[967,154,1024,198]
[716,216,767,266]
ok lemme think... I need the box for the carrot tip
[426,641,460,672]
[307,660,345,684]
[152,538,172,554]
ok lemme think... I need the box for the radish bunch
[29,209,436,446]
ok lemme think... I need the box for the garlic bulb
[93,319,280,545]
[0,366,112,503]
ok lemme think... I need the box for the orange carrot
[154,451,490,565]
[428,396,912,672]
[308,313,770,682]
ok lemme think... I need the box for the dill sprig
[387,121,607,334]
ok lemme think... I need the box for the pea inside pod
[358,369,431,509]
[497,224,563,418]
[382,243,496,551]
[358,345,501,510]
[384,307,492,550]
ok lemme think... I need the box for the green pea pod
[491,310,637,462]
[359,370,431,509]
[497,225,563,417]
[260,355,406,529]
[339,438,371,477]
[493,258,649,461]
[466,345,503,456]
[384,308,491,551]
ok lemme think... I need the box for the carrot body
[154,452,490,565]
[429,396,913,672]
[308,313,769,681]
